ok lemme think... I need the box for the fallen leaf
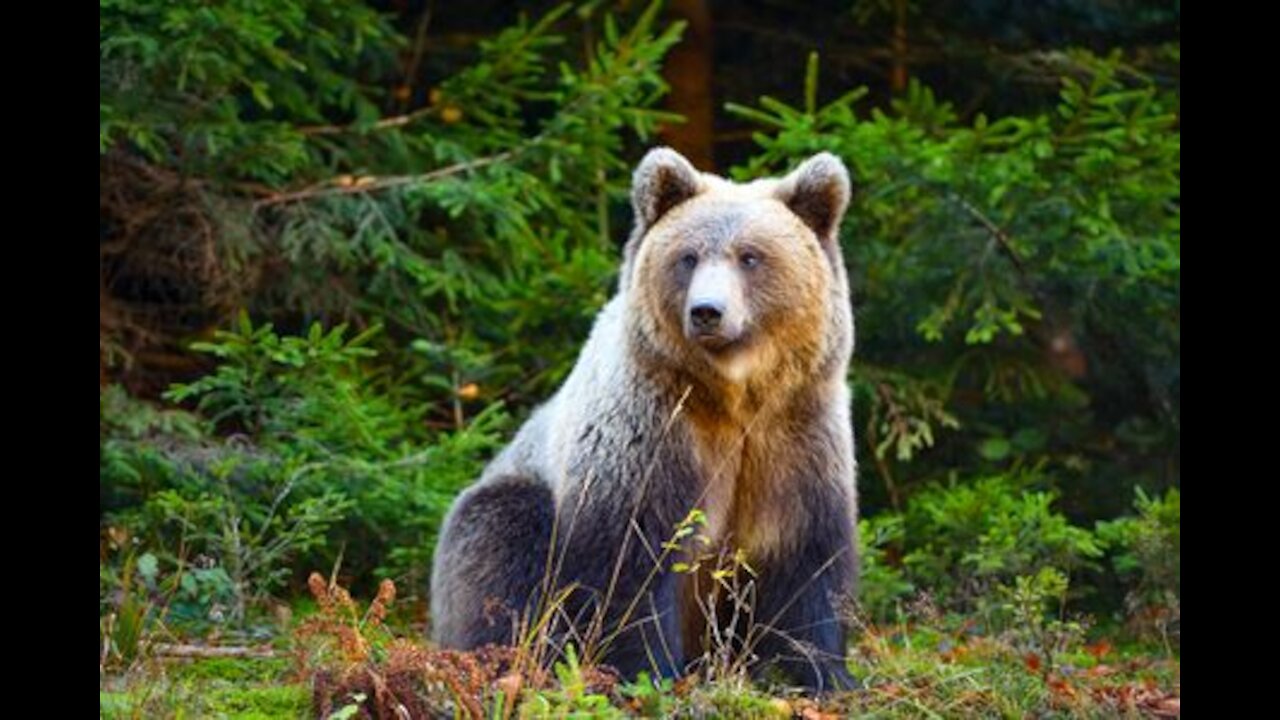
[1085,640,1112,659]
[1147,696,1180,718]
[494,672,522,700]
[1047,676,1076,699]
[1086,664,1115,678]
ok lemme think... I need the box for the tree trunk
[660,0,715,171]
[890,0,908,93]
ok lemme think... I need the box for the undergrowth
[101,575,1178,719]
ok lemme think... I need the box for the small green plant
[987,567,1087,674]
[519,645,622,719]
[618,672,675,717]
[856,514,915,622]
[100,550,154,670]
[165,561,237,628]
[327,693,366,720]
[1097,486,1180,651]
[680,682,792,719]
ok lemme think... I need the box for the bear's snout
[683,260,745,349]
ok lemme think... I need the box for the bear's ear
[776,152,852,242]
[631,147,702,230]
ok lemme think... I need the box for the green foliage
[100,384,207,514]
[1096,487,1180,648]
[1096,487,1179,599]
[901,475,1105,609]
[858,364,959,466]
[166,559,238,626]
[101,383,205,440]
[100,0,397,182]
[329,696,366,720]
[170,656,292,683]
[101,319,508,607]
[142,478,349,622]
[166,313,384,438]
[856,514,914,620]
[280,1,683,409]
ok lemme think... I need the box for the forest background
[100,1,1179,716]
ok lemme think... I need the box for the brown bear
[430,147,859,691]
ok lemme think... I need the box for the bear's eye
[740,251,762,269]
[679,252,698,270]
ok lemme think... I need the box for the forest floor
[100,580,1180,719]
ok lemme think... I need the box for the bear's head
[623,148,853,391]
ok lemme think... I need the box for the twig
[253,152,511,209]
[865,387,903,513]
[400,0,436,113]
[949,193,1026,276]
[151,643,277,659]
[297,105,440,136]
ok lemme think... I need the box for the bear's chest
[695,435,741,543]
[689,422,772,549]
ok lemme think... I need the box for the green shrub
[900,474,1104,610]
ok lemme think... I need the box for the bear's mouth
[694,331,747,355]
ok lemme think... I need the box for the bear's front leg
[551,494,690,682]
[746,490,860,693]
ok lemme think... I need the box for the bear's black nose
[689,301,724,332]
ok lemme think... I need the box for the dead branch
[253,152,512,209]
[151,643,277,659]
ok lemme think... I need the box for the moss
[100,691,133,718]
[168,656,291,683]
[680,682,792,719]
[100,667,307,719]
[202,684,309,718]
